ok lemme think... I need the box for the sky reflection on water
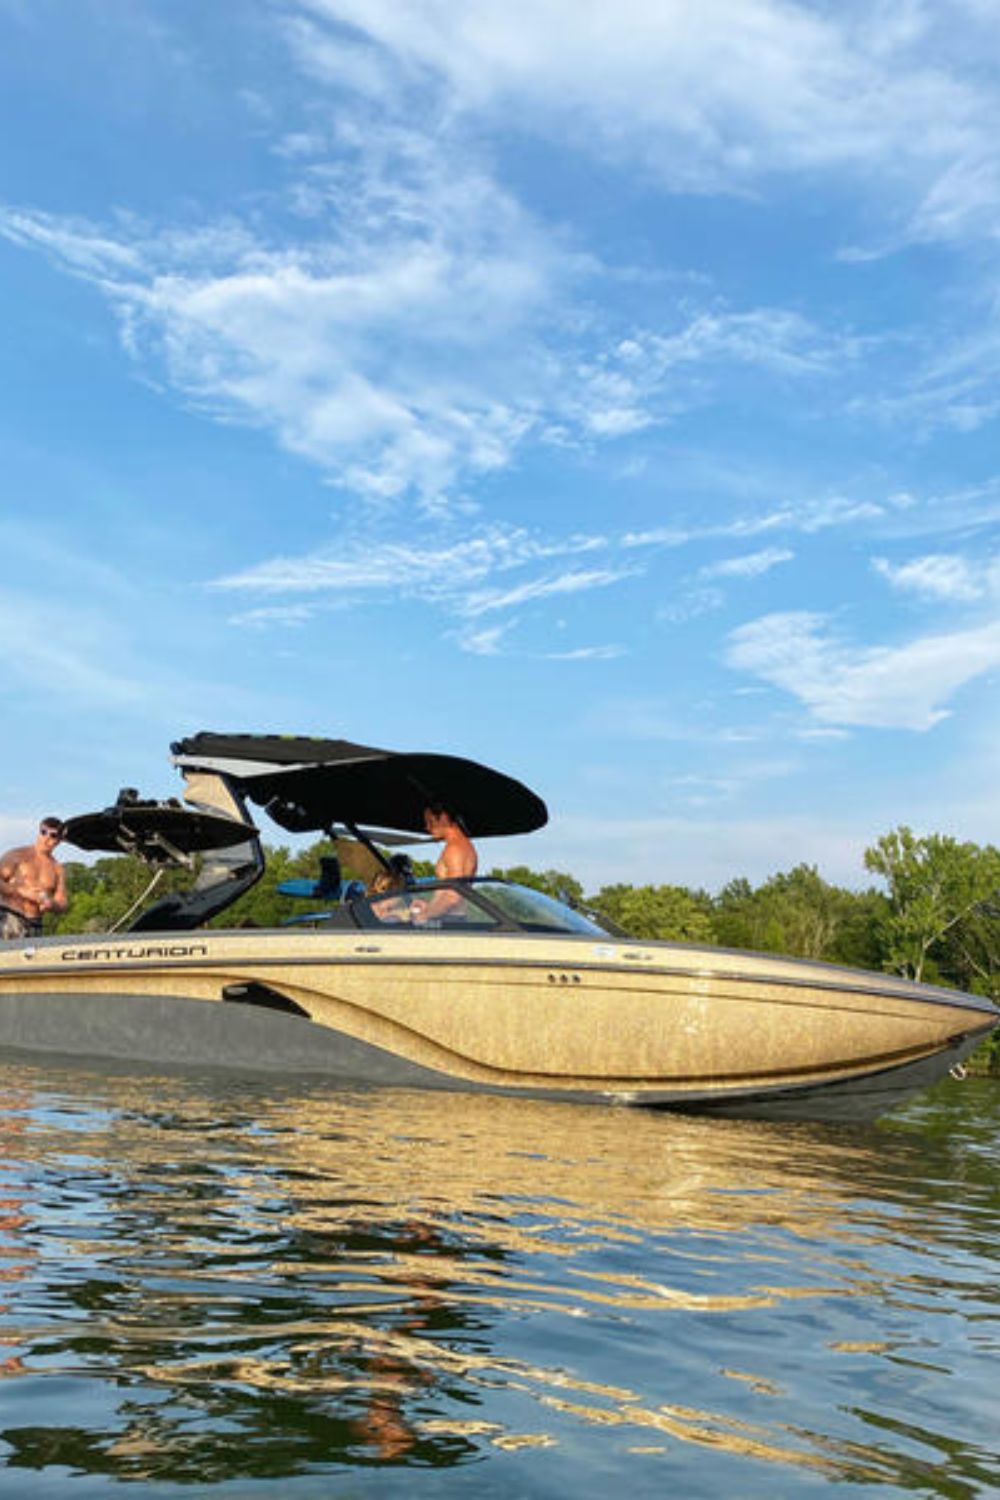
[0,1060,998,1498]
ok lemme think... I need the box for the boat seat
[279,880,366,927]
[277,855,344,902]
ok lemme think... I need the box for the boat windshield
[473,882,608,934]
[358,880,607,934]
[365,886,501,930]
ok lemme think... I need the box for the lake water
[0,1059,997,1498]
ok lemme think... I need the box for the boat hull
[0,928,995,1122]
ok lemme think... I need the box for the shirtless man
[412,805,477,924]
[0,818,68,940]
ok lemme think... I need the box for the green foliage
[972,1027,1000,1076]
[864,826,1000,985]
[56,857,196,934]
[713,864,886,964]
[825,887,890,971]
[589,882,714,943]
[56,841,343,933]
[488,866,584,905]
[218,839,351,928]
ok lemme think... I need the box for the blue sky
[3,0,1000,892]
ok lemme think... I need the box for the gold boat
[0,733,995,1121]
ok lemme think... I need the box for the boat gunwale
[4,933,997,1016]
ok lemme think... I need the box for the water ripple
[0,1061,998,1495]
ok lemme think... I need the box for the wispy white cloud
[454,621,515,656]
[859,479,1000,543]
[871,551,990,603]
[855,327,1000,435]
[622,494,886,552]
[4,1,1000,529]
[567,309,852,441]
[727,495,888,537]
[0,208,143,275]
[213,482,905,653]
[794,725,851,742]
[3,5,889,520]
[1,137,587,506]
[451,615,622,659]
[543,643,624,660]
[726,610,1000,730]
[215,524,643,659]
[3,183,863,505]
[284,0,1000,447]
[459,566,636,618]
[700,546,793,580]
[656,587,726,624]
[620,311,857,378]
[214,483,882,648]
[663,754,802,807]
[214,526,608,600]
[216,520,642,662]
[280,14,396,101]
[226,603,324,628]
[656,544,793,620]
[299,0,1000,242]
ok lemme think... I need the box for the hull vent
[221,981,309,1018]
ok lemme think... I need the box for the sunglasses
[40,829,62,841]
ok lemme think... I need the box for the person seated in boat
[366,867,411,924]
[412,804,477,924]
[0,818,68,940]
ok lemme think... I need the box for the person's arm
[46,864,68,915]
[411,892,456,924]
[0,851,21,904]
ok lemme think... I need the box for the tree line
[54,824,1000,1072]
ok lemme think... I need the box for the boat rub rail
[1,943,991,1016]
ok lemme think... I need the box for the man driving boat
[411,804,477,923]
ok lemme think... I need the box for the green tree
[57,856,196,934]
[711,877,756,950]
[758,865,844,958]
[864,826,1000,983]
[589,882,715,942]
[713,866,889,967]
[941,896,1000,1001]
[825,887,890,971]
[217,844,301,928]
[488,866,584,904]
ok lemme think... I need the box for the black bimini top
[171,732,549,839]
[172,732,390,768]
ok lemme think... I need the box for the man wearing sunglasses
[0,818,68,940]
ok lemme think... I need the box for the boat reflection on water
[0,1061,997,1491]
[0,1086,32,1384]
